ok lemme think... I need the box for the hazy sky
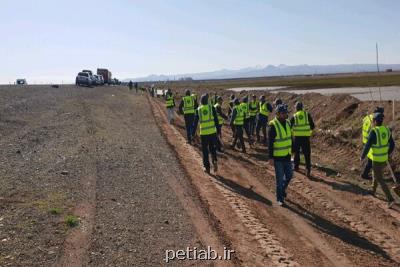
[1,0,399,83]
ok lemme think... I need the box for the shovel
[387,161,400,197]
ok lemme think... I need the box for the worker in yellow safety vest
[360,112,396,208]
[179,90,198,144]
[240,96,253,145]
[249,94,259,137]
[165,88,175,124]
[268,104,293,206]
[361,107,384,180]
[230,98,246,153]
[290,101,315,178]
[194,94,219,174]
[256,95,272,144]
[214,96,228,152]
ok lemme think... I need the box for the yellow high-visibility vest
[269,118,292,157]
[182,95,195,114]
[233,105,244,126]
[198,104,217,135]
[293,110,312,137]
[362,114,373,144]
[166,94,174,108]
[367,126,390,162]
[249,101,258,117]
[259,102,269,116]
[214,103,223,125]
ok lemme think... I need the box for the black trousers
[184,114,195,142]
[293,136,311,170]
[256,115,268,143]
[216,124,223,151]
[243,118,252,142]
[361,158,373,178]
[249,115,257,136]
[230,124,235,138]
[201,134,217,169]
[232,125,246,152]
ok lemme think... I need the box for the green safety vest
[362,114,373,144]
[166,94,174,108]
[240,102,250,119]
[259,102,269,116]
[293,110,312,137]
[367,126,390,162]
[233,105,244,126]
[269,118,292,157]
[182,95,195,114]
[214,103,223,125]
[249,101,258,117]
[198,104,217,135]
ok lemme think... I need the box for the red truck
[97,68,112,84]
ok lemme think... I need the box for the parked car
[76,72,92,86]
[97,75,104,85]
[16,79,27,85]
[92,75,102,85]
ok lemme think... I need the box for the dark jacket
[361,127,395,160]
[229,105,240,125]
[268,118,291,161]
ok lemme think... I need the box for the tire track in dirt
[226,142,400,264]
[150,97,286,266]
[150,97,353,266]
[54,98,97,267]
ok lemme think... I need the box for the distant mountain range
[123,64,400,82]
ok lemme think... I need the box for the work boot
[204,167,211,174]
[388,201,395,209]
[306,169,311,178]
[213,161,218,173]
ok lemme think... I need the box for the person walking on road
[361,107,385,180]
[230,98,246,153]
[241,96,253,145]
[179,90,197,144]
[290,101,315,177]
[228,94,236,138]
[360,112,396,208]
[128,80,133,91]
[135,82,139,93]
[256,95,272,144]
[195,94,219,174]
[268,104,293,206]
[214,96,228,152]
[165,88,175,124]
[249,94,259,137]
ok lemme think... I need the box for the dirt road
[1,85,399,266]
[0,86,229,266]
[149,93,400,266]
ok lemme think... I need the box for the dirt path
[0,86,230,267]
[149,95,400,266]
[1,85,399,266]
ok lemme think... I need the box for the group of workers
[163,89,397,208]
